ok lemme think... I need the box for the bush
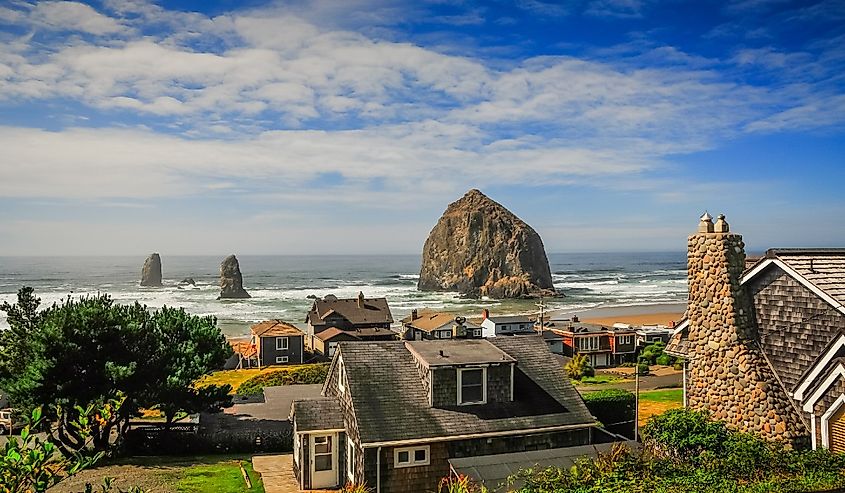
[642,408,729,460]
[236,364,329,396]
[582,389,635,439]
[655,354,674,366]
[637,362,650,375]
[565,354,595,380]
[640,341,666,365]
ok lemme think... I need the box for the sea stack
[418,189,556,298]
[218,254,251,299]
[140,253,162,287]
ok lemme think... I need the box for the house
[250,320,305,367]
[539,329,565,354]
[313,327,361,357]
[304,292,396,353]
[635,325,674,349]
[400,309,483,340]
[549,322,637,368]
[665,213,845,451]
[479,309,535,337]
[290,336,604,492]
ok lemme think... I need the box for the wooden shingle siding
[324,353,364,485]
[432,368,457,407]
[749,265,845,390]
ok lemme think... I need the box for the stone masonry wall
[686,219,808,445]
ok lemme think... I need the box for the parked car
[0,408,25,434]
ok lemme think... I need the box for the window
[276,356,288,364]
[618,335,632,345]
[473,328,482,337]
[577,336,600,351]
[276,337,289,351]
[394,445,430,468]
[500,324,509,332]
[438,330,452,339]
[347,439,355,480]
[458,367,486,405]
[313,435,333,471]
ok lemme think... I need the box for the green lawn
[174,458,264,493]
[572,374,632,386]
[639,388,684,403]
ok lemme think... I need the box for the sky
[0,0,843,256]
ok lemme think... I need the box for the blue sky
[0,0,843,255]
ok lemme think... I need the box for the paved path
[253,454,337,493]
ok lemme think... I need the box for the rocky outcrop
[140,253,162,287]
[218,255,251,299]
[418,189,556,299]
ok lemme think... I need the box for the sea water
[0,252,687,337]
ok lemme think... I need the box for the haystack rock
[218,255,251,299]
[140,253,162,287]
[418,189,557,299]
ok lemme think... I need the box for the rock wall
[686,214,807,445]
[218,254,251,299]
[418,189,556,299]
[140,253,162,287]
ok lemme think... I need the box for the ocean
[0,252,688,337]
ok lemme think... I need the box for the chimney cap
[698,211,715,233]
[714,213,730,233]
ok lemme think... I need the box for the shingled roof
[306,293,394,326]
[291,397,345,432]
[335,336,596,446]
[251,320,304,337]
[744,249,845,313]
[404,311,459,333]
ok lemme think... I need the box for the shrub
[641,408,728,460]
[236,364,329,396]
[565,354,595,380]
[342,484,373,493]
[655,354,674,366]
[640,341,666,365]
[637,362,650,375]
[438,474,487,493]
[582,389,635,438]
[673,361,684,371]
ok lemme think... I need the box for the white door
[310,433,337,488]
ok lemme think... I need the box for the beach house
[401,309,483,340]
[289,336,606,492]
[304,292,396,354]
[665,213,845,451]
[547,322,637,368]
[250,320,305,367]
[479,310,535,337]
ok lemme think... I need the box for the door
[310,433,337,488]
[830,404,845,454]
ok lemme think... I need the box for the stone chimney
[686,213,806,444]
[481,308,489,320]
[357,291,365,309]
[411,309,418,320]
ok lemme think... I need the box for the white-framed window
[473,328,482,337]
[618,335,632,345]
[276,337,289,351]
[276,356,288,364]
[577,336,600,351]
[347,439,355,480]
[457,367,487,405]
[437,330,452,339]
[394,445,430,468]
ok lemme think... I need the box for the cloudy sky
[1,0,843,256]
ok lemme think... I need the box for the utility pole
[634,361,640,442]
[535,299,546,332]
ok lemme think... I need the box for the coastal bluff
[140,253,162,287]
[418,189,556,299]
[218,255,251,299]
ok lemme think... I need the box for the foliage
[582,389,635,438]
[565,354,595,381]
[174,459,263,493]
[636,362,650,376]
[438,474,488,493]
[576,374,626,385]
[514,408,845,493]
[639,341,666,365]
[655,354,674,366]
[0,288,232,454]
[343,484,374,493]
[236,364,330,396]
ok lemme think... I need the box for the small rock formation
[418,189,556,298]
[218,255,251,299]
[179,277,196,286]
[140,253,162,287]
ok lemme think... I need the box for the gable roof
[250,320,304,337]
[314,327,361,342]
[404,311,460,333]
[334,336,596,446]
[306,295,394,326]
[291,397,345,432]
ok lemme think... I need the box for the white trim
[811,412,817,450]
[741,258,845,317]
[276,356,289,364]
[821,393,845,449]
[347,438,355,481]
[309,432,339,489]
[671,319,688,337]
[393,445,430,468]
[361,422,598,448]
[295,428,346,435]
[276,336,289,351]
[794,334,845,401]
[509,363,514,402]
[802,363,845,412]
[428,368,433,406]
[338,355,346,394]
[457,367,487,405]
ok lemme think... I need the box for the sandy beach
[551,302,685,327]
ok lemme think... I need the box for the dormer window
[458,367,487,405]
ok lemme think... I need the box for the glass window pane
[397,451,409,463]
[315,454,332,471]
[462,384,483,403]
[462,369,482,385]
[414,449,426,462]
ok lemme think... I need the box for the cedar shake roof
[291,397,344,432]
[763,249,845,306]
[250,320,304,337]
[314,327,360,342]
[229,340,257,358]
[403,311,458,332]
[664,319,689,358]
[336,335,596,445]
[306,295,394,326]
